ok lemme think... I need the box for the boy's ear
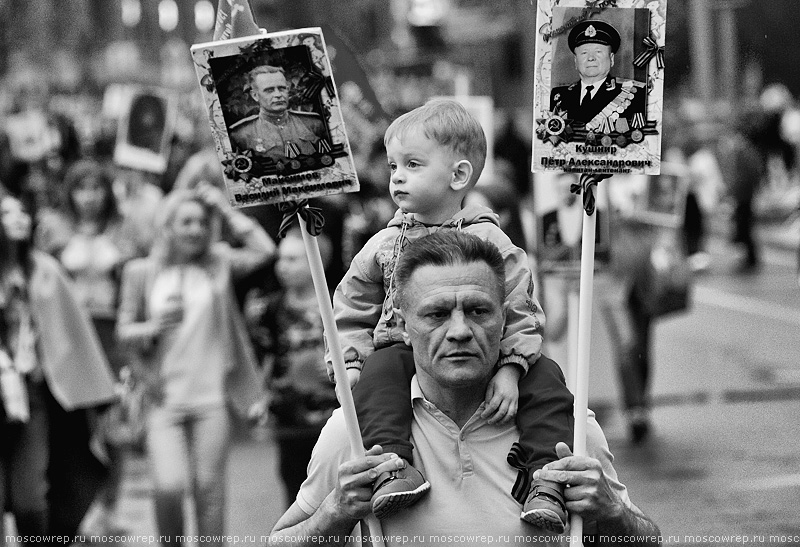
[394,308,412,346]
[450,160,474,192]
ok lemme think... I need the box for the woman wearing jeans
[117,185,274,543]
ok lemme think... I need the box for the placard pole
[569,203,598,547]
[299,215,386,547]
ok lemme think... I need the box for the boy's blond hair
[384,98,487,185]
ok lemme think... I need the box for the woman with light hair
[116,184,275,544]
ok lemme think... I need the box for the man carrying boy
[327,99,574,532]
[270,231,661,545]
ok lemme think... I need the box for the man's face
[250,71,289,116]
[275,235,313,290]
[396,261,506,391]
[573,43,614,84]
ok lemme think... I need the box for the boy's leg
[352,343,430,519]
[352,344,416,462]
[512,355,574,533]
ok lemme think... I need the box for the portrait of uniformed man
[229,65,326,160]
[550,20,647,132]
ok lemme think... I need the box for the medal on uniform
[536,111,572,146]
[255,138,266,153]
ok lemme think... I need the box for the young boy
[328,99,574,533]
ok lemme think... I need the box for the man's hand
[331,445,405,521]
[481,364,520,424]
[533,442,624,522]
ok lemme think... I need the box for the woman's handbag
[104,366,147,449]
[634,230,693,319]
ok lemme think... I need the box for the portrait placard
[113,87,176,175]
[533,173,611,274]
[191,27,359,208]
[532,0,666,176]
[620,162,688,228]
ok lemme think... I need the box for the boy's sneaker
[371,461,430,519]
[520,478,567,533]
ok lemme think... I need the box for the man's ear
[249,88,258,102]
[610,52,615,68]
[450,159,474,191]
[394,308,412,346]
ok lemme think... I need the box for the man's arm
[535,442,661,546]
[268,446,405,547]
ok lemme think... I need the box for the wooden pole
[298,215,386,547]
[569,207,597,546]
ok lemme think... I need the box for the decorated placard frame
[532,0,666,176]
[191,27,359,207]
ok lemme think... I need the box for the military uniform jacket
[550,77,646,131]
[229,110,325,158]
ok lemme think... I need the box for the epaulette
[229,114,259,130]
[289,109,322,118]
[611,77,646,89]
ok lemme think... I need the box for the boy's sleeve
[498,242,546,373]
[328,245,386,373]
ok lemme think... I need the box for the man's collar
[581,76,610,93]
[260,110,289,126]
[411,374,425,401]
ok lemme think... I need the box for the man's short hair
[384,98,487,184]
[247,65,286,89]
[394,231,505,310]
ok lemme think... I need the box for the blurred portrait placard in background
[191,27,359,208]
[533,171,611,273]
[113,87,176,174]
[532,0,666,176]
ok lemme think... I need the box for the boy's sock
[520,477,567,533]
[371,459,430,520]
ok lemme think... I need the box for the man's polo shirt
[297,376,633,546]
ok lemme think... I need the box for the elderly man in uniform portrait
[550,20,646,133]
[229,65,326,160]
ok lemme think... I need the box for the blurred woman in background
[37,158,140,534]
[116,185,274,545]
[0,190,117,540]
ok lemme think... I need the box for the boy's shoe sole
[520,508,567,533]
[371,465,431,520]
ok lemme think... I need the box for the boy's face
[386,128,463,224]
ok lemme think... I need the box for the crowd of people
[0,64,797,544]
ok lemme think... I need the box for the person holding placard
[270,231,660,546]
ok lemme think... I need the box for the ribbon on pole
[633,36,665,69]
[277,200,326,238]
[213,0,260,41]
[569,173,609,216]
